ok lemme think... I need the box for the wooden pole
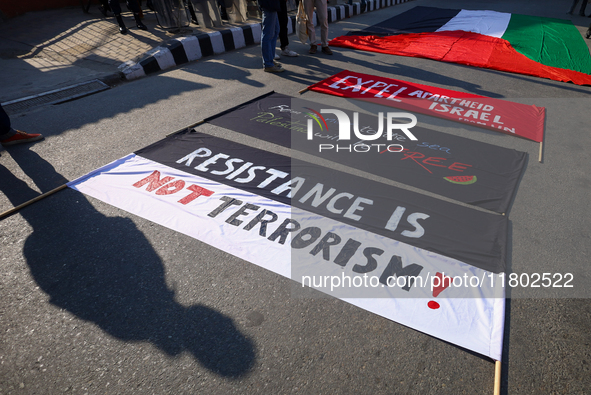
[0,184,68,220]
[538,141,543,163]
[1,117,216,220]
[298,87,309,94]
[493,360,502,395]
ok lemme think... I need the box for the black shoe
[586,29,591,39]
[134,13,148,30]
[115,15,127,34]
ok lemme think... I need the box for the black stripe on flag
[349,6,461,37]
[335,7,341,21]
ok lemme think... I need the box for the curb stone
[118,0,411,80]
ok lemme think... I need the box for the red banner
[308,70,545,142]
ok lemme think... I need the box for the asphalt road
[1,0,590,393]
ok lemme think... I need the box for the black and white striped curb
[118,0,411,80]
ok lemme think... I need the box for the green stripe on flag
[501,14,591,74]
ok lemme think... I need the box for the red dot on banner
[428,301,440,309]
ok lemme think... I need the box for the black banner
[204,92,527,214]
[136,131,507,273]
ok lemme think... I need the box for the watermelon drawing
[444,175,477,185]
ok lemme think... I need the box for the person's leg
[315,0,328,47]
[580,0,588,15]
[109,0,122,14]
[278,0,297,56]
[273,10,281,50]
[127,0,148,30]
[304,0,317,52]
[188,1,198,24]
[109,0,128,34]
[568,0,579,14]
[278,0,289,50]
[98,0,111,16]
[261,9,279,68]
[0,105,43,146]
[314,0,331,53]
[0,105,16,140]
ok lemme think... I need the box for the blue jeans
[261,9,279,68]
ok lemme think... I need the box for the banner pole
[298,87,309,94]
[0,184,68,220]
[165,120,206,137]
[538,142,543,163]
[2,90,284,219]
[202,91,276,123]
[493,360,501,395]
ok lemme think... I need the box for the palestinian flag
[330,6,591,85]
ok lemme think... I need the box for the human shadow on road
[0,147,255,378]
[221,46,503,98]
[180,60,265,88]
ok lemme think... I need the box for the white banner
[68,153,505,360]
